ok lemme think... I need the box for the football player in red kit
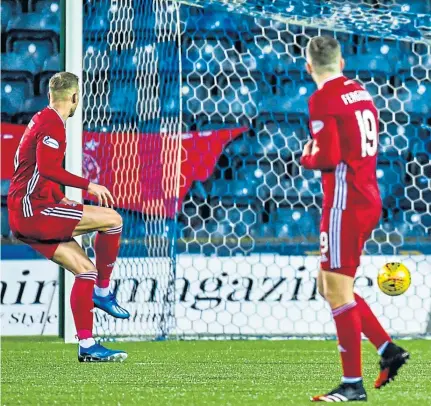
[301,37,409,402]
[8,72,130,362]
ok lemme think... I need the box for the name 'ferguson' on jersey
[301,75,382,211]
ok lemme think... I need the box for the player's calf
[90,211,129,318]
[53,241,128,360]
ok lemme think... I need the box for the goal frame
[63,0,84,344]
[62,0,431,343]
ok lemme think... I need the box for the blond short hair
[48,72,79,101]
[306,36,342,75]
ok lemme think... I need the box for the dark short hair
[49,72,79,100]
[307,36,342,74]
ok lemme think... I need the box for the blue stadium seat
[272,208,319,239]
[109,84,138,119]
[361,39,402,64]
[224,136,253,156]
[387,80,431,116]
[394,1,431,14]
[7,12,60,36]
[32,0,60,14]
[12,39,56,68]
[396,52,431,79]
[210,180,257,203]
[1,179,10,238]
[16,95,48,123]
[406,126,431,158]
[211,90,259,117]
[6,14,59,71]
[377,163,406,208]
[187,10,232,33]
[234,162,276,189]
[1,79,33,112]
[1,0,21,33]
[344,54,394,78]
[250,223,276,240]
[1,52,39,76]
[403,81,431,116]
[259,81,314,114]
[39,55,60,95]
[229,207,256,226]
[22,95,48,111]
[42,54,60,72]
[1,206,10,238]
[379,134,402,158]
[1,53,39,97]
[248,39,298,74]
[111,49,155,76]
[1,97,16,121]
[396,211,428,238]
[84,12,109,36]
[109,43,179,78]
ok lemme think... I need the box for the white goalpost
[64,0,431,343]
[64,0,83,343]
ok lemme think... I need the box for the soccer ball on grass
[377,262,411,296]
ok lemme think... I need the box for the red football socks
[70,271,97,340]
[354,293,392,351]
[332,301,362,381]
[94,225,122,289]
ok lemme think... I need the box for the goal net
[74,0,431,341]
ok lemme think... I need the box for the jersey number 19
[356,109,378,158]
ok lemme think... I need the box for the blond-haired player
[8,72,130,362]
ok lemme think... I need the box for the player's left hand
[60,197,80,206]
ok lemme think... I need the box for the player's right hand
[87,182,115,207]
[302,140,314,157]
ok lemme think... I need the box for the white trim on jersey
[23,166,40,218]
[41,207,83,221]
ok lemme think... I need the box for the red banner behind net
[1,123,245,217]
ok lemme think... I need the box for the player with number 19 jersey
[301,74,381,276]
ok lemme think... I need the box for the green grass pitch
[1,337,430,405]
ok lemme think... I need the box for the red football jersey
[7,107,89,217]
[301,75,382,211]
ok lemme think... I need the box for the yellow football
[377,263,411,296]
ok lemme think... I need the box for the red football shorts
[319,207,381,277]
[9,203,84,259]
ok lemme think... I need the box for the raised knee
[324,289,353,310]
[107,209,123,229]
[318,286,326,299]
